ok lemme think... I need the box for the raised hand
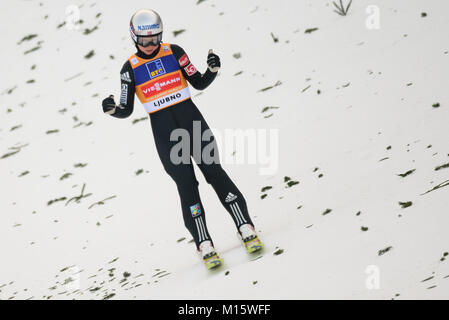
[207,49,221,73]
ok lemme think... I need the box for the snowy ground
[1,0,449,300]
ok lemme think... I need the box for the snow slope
[1,0,448,300]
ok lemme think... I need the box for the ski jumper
[114,43,254,249]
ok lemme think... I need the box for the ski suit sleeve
[110,61,135,119]
[170,44,217,91]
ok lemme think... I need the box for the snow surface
[1,0,449,300]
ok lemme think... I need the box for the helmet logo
[129,25,137,41]
[137,24,160,31]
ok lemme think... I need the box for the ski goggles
[136,33,162,47]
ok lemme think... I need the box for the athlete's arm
[102,61,136,118]
[170,44,220,90]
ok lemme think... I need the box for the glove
[102,95,116,115]
[207,49,221,73]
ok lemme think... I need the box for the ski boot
[239,224,264,253]
[198,240,223,270]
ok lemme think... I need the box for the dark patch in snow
[10,124,22,131]
[24,46,41,55]
[84,50,95,59]
[83,26,99,35]
[132,117,148,124]
[397,169,416,177]
[421,179,449,195]
[59,173,73,180]
[398,201,412,208]
[1,144,30,159]
[88,195,117,209]
[435,162,449,171]
[273,248,284,256]
[17,34,38,45]
[333,0,352,16]
[378,246,393,256]
[261,186,273,192]
[284,176,299,188]
[65,183,93,206]
[18,171,30,177]
[304,28,319,34]
[173,29,186,37]
[258,81,282,92]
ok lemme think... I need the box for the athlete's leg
[199,161,254,231]
[176,102,255,232]
[150,109,213,250]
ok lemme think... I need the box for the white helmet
[130,9,163,47]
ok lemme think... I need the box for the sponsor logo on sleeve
[121,72,132,83]
[179,54,189,67]
[120,83,128,105]
[184,63,197,76]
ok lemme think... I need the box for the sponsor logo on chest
[141,73,182,98]
[145,58,166,79]
[130,57,139,65]
[153,92,183,108]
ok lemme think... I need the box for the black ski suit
[104,43,254,249]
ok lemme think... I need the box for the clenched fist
[207,49,221,73]
[102,95,117,115]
